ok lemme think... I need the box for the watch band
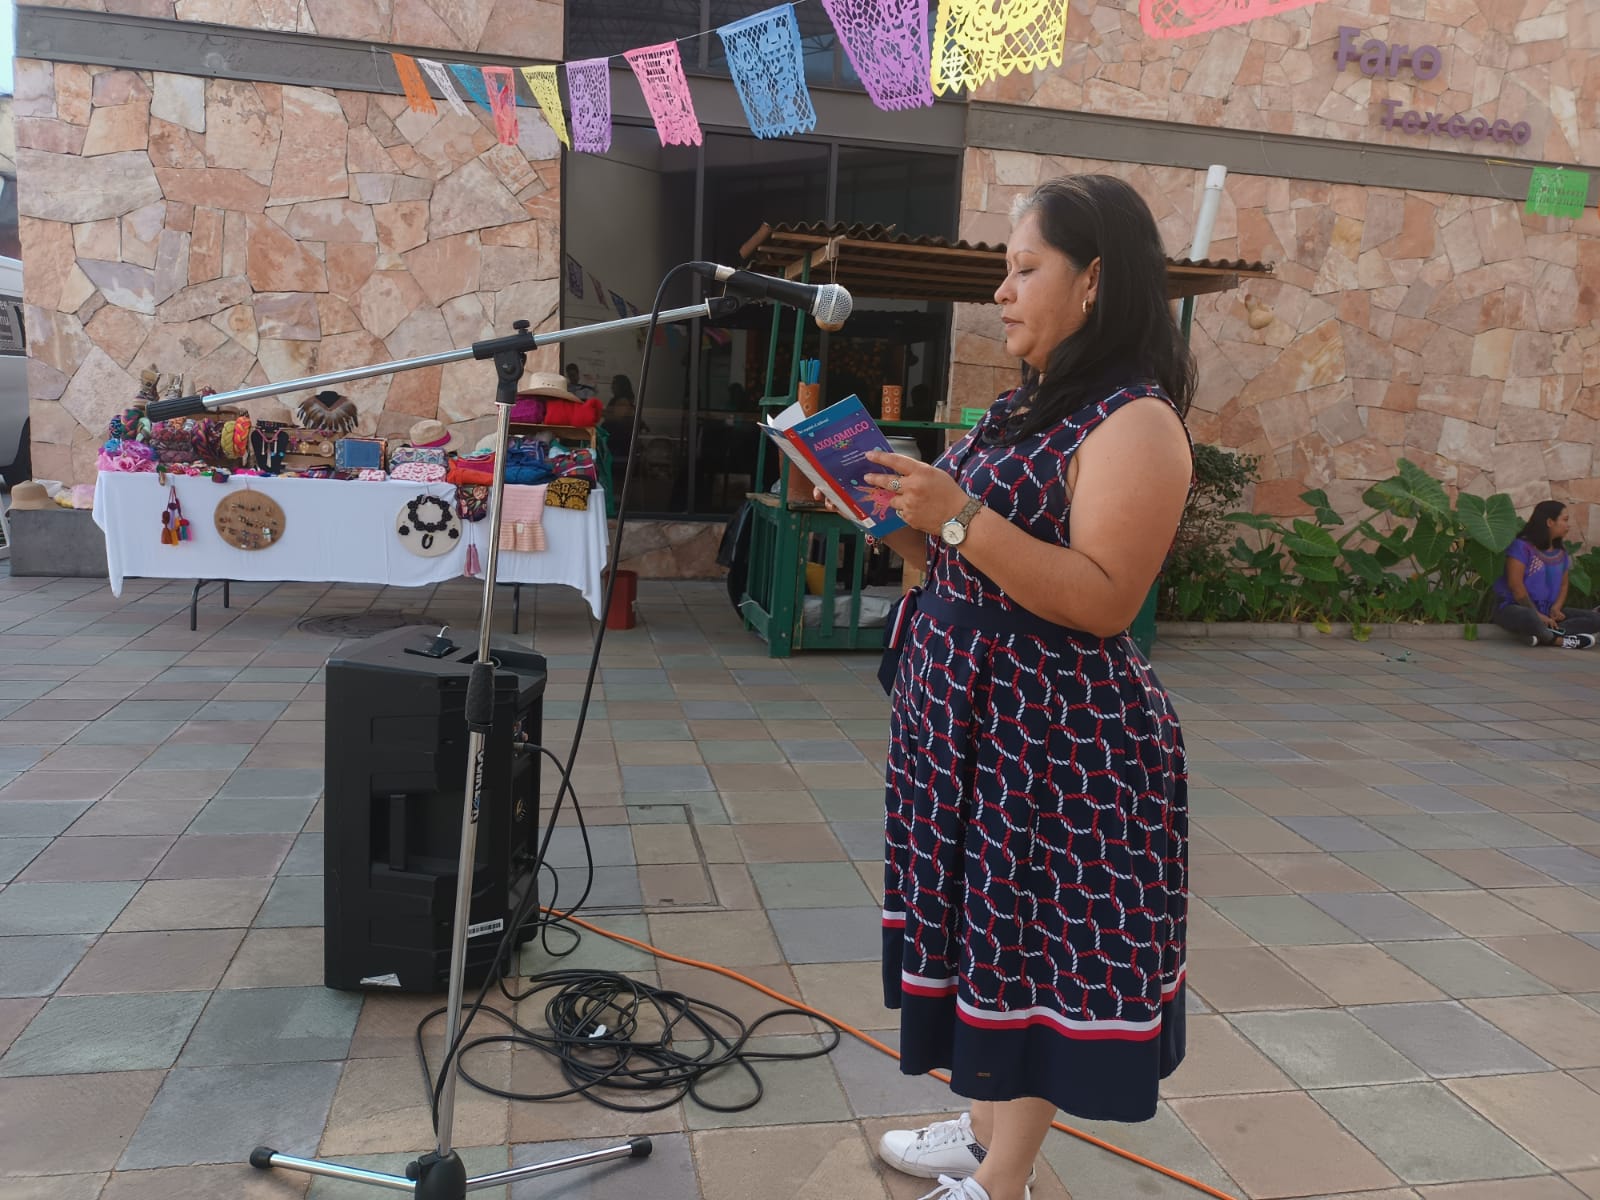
[954,495,983,529]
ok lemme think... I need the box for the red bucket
[605,569,638,630]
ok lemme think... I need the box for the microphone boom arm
[144,297,743,422]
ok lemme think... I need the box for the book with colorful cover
[760,394,906,537]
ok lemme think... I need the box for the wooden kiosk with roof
[736,220,1271,658]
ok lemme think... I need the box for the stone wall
[15,59,564,485]
[956,147,1600,531]
[26,0,561,59]
[976,0,1593,166]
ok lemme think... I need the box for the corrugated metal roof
[739,221,1272,304]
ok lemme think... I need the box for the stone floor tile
[0,881,139,935]
[506,1050,686,1144]
[119,1061,344,1169]
[1416,1179,1588,1199]
[637,863,715,907]
[319,1052,509,1156]
[694,1123,882,1200]
[749,861,874,910]
[1172,1091,1397,1198]
[1479,934,1600,992]
[1186,947,1335,1011]
[165,720,273,746]
[0,996,44,1053]
[628,824,699,865]
[219,927,325,989]
[645,910,780,965]
[768,906,883,964]
[1335,851,1473,891]
[1405,890,1559,937]
[1567,1170,1600,1200]
[1253,852,1383,893]
[180,985,361,1066]
[683,1034,853,1129]
[1231,1008,1428,1088]
[35,744,151,772]
[0,837,48,882]
[17,834,175,883]
[1504,848,1600,888]
[0,1171,110,1199]
[64,796,208,836]
[108,770,233,802]
[544,825,634,869]
[111,878,271,931]
[0,801,92,839]
[278,833,322,876]
[0,934,95,998]
[1161,1013,1296,1097]
[0,1070,165,1173]
[67,720,183,746]
[1302,892,1460,941]
[1462,995,1600,1069]
[0,991,209,1075]
[734,822,847,863]
[151,833,295,880]
[509,1133,695,1200]
[1280,815,1403,853]
[718,791,822,824]
[1314,1082,1546,1184]
[1379,940,1554,998]
[1189,853,1293,896]
[0,770,126,802]
[1208,895,1361,945]
[189,796,318,835]
[697,739,784,764]
[792,960,895,1032]
[0,722,90,746]
[96,1163,316,1200]
[215,769,324,801]
[1350,1000,1553,1077]
[141,744,252,772]
[1446,1073,1600,1172]
[1497,888,1600,933]
[60,929,245,995]
[346,993,450,1061]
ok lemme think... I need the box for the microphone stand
[190,296,742,1200]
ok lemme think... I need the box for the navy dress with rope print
[882,377,1189,1123]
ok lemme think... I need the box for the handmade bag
[388,445,449,470]
[282,430,336,471]
[334,436,385,471]
[455,485,490,522]
[545,477,591,511]
[391,461,447,483]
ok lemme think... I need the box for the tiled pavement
[2,574,1600,1200]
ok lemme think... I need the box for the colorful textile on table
[522,66,572,149]
[499,484,549,553]
[566,58,613,154]
[625,42,703,146]
[819,0,933,110]
[929,0,1069,95]
[882,380,1188,1123]
[717,4,818,138]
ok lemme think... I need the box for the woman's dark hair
[611,375,635,401]
[1518,500,1567,550]
[999,174,1197,443]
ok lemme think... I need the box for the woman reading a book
[826,175,1194,1200]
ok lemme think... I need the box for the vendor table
[93,472,609,627]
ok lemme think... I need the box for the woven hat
[519,371,579,403]
[7,482,50,510]
[406,419,459,451]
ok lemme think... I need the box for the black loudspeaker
[323,624,547,993]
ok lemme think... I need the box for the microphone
[688,263,852,331]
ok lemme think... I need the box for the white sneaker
[1560,633,1597,649]
[879,1114,1036,1185]
[915,1174,1031,1200]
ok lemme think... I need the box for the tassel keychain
[464,543,482,578]
[161,485,190,545]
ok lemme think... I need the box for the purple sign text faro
[1335,26,1442,79]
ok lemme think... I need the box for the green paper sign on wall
[1526,166,1590,219]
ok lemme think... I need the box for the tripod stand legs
[249,1138,653,1194]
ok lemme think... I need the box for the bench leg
[512,583,522,635]
[223,580,231,609]
[190,580,203,632]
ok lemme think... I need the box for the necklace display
[397,494,462,556]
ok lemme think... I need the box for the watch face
[941,522,964,546]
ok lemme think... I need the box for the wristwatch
[941,495,984,547]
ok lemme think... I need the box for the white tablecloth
[93,473,610,618]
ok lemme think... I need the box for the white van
[0,253,27,487]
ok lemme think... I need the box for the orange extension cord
[548,909,1239,1200]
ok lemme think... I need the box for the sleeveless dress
[881,380,1189,1123]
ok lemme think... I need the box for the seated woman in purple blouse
[1492,501,1600,648]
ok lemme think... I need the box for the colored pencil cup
[881,385,902,421]
[798,382,821,416]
